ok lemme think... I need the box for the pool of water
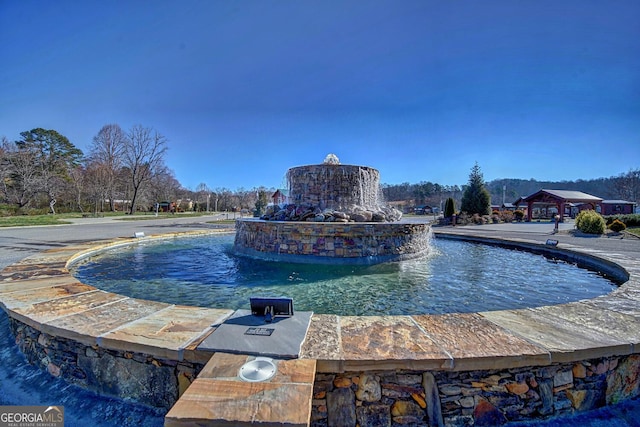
[71,234,616,315]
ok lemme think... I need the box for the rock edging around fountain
[234,218,431,264]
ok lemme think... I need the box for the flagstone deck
[0,229,638,426]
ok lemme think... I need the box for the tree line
[2,126,637,216]
[1,125,273,216]
[381,168,640,213]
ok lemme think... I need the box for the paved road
[432,220,640,255]
[0,214,236,270]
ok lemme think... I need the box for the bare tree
[1,137,43,209]
[122,125,168,214]
[215,187,235,212]
[236,188,256,211]
[148,166,182,207]
[67,165,87,213]
[0,138,6,204]
[84,159,113,213]
[88,124,126,211]
[614,169,640,204]
[196,182,210,211]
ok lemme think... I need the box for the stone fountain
[233,154,430,264]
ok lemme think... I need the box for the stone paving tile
[339,315,451,370]
[0,276,82,294]
[481,308,633,363]
[44,297,170,346]
[99,305,234,361]
[199,353,317,385]
[0,262,68,281]
[0,281,95,310]
[583,293,640,318]
[271,357,316,384]
[11,290,126,326]
[613,285,640,302]
[299,314,343,372]
[20,247,88,264]
[412,312,550,370]
[165,379,313,427]
[532,301,640,346]
[198,352,248,379]
[166,354,316,427]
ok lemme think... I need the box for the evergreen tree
[444,197,455,218]
[16,128,83,214]
[461,162,491,215]
[254,189,269,216]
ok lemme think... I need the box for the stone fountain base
[233,219,430,265]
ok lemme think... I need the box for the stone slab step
[165,353,316,427]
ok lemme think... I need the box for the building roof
[602,200,636,205]
[518,189,603,204]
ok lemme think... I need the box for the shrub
[575,210,606,235]
[514,210,525,221]
[471,213,487,225]
[456,212,470,225]
[501,210,514,223]
[0,204,19,216]
[624,214,640,227]
[18,207,49,216]
[609,219,627,232]
[605,214,640,227]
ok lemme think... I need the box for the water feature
[284,154,387,215]
[3,153,635,425]
[234,154,428,264]
[71,233,616,315]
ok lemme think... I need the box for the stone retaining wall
[234,219,430,264]
[311,355,640,426]
[10,318,203,409]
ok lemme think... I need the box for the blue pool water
[71,234,616,315]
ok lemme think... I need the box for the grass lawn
[206,219,236,225]
[0,211,214,227]
[117,212,206,221]
[0,215,74,227]
[626,227,640,237]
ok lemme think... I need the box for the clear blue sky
[1,0,639,191]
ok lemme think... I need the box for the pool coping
[0,226,639,414]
